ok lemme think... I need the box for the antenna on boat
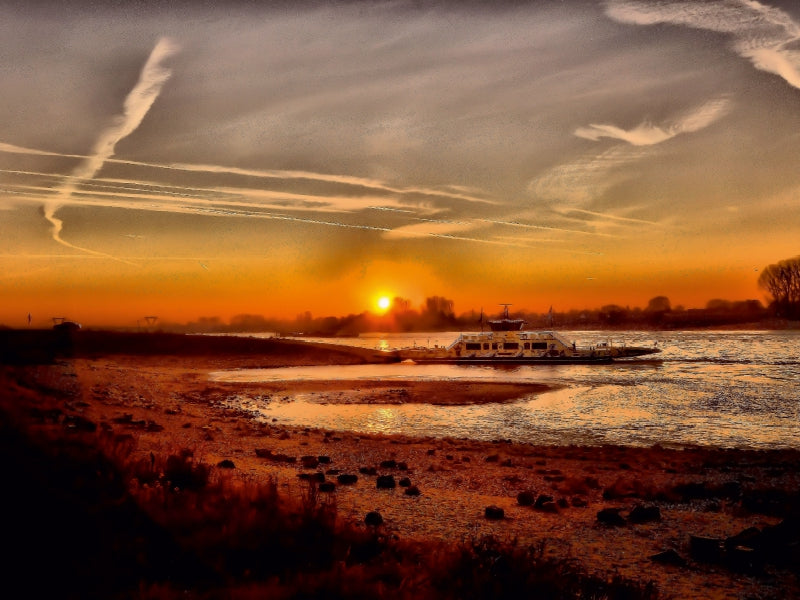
[479,307,484,332]
[499,303,512,319]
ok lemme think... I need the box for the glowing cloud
[574,98,731,146]
[605,0,800,90]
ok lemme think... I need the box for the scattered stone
[649,549,687,567]
[517,491,536,507]
[337,473,359,485]
[485,454,500,463]
[301,456,319,469]
[318,482,336,493]
[556,497,569,509]
[380,459,397,469]
[404,485,421,496]
[597,507,626,527]
[317,455,331,464]
[397,461,409,471]
[217,459,236,469]
[539,501,559,513]
[376,475,396,489]
[484,505,505,520]
[427,449,436,456]
[298,472,326,483]
[399,477,412,487]
[628,504,661,524]
[365,511,383,527]
[724,526,761,552]
[534,494,554,509]
[326,468,341,475]
[689,535,724,563]
[571,496,588,508]
[359,466,378,476]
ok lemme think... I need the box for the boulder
[484,505,505,520]
[649,549,687,567]
[376,475,396,489]
[597,507,626,527]
[689,535,724,563]
[365,511,383,527]
[628,504,661,523]
[517,490,536,507]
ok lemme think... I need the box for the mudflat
[2,333,798,599]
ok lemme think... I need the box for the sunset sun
[377,296,391,312]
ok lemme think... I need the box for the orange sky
[2,1,799,328]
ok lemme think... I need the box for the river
[211,330,800,450]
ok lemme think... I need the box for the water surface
[213,330,800,449]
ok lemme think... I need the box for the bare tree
[758,256,800,318]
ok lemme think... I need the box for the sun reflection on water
[215,331,800,449]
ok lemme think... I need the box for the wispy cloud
[529,145,641,208]
[605,0,800,90]
[574,98,731,146]
[1,142,490,211]
[43,37,179,259]
[382,219,477,240]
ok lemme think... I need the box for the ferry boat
[396,306,660,364]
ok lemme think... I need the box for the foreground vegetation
[1,364,659,600]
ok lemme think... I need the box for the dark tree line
[152,258,800,335]
[759,255,800,319]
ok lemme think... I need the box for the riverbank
[1,336,798,598]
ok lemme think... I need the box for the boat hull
[401,355,615,365]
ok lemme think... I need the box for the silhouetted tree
[758,256,800,318]
[645,296,671,313]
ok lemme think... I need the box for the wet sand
[3,338,799,599]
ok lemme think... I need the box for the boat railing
[446,334,464,351]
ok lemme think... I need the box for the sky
[2,0,800,327]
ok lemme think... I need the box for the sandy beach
[2,333,798,599]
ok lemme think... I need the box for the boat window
[531,342,547,350]
[504,342,519,350]
[524,342,530,350]
[465,343,482,350]
[491,343,498,350]
[483,343,489,350]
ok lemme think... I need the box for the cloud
[43,37,179,259]
[382,219,477,240]
[529,145,641,208]
[574,98,731,146]
[605,0,800,91]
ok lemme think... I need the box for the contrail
[43,37,179,260]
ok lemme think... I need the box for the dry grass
[0,366,658,599]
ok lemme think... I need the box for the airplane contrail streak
[42,37,179,262]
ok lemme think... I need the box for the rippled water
[214,330,800,449]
